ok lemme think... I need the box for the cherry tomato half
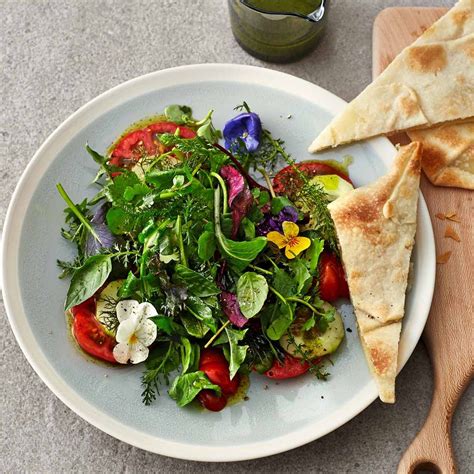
[264,353,310,379]
[71,298,117,364]
[199,349,240,396]
[198,390,227,412]
[273,161,353,197]
[110,121,196,168]
[319,252,349,302]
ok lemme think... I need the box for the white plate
[1,64,435,462]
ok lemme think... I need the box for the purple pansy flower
[85,205,117,256]
[223,112,262,153]
[256,206,299,236]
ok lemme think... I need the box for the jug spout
[239,0,326,23]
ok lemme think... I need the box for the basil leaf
[236,272,269,318]
[169,371,221,407]
[180,313,209,338]
[186,296,218,333]
[173,264,220,297]
[197,230,216,261]
[215,327,248,380]
[65,255,112,310]
[180,337,200,374]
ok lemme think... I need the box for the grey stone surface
[1,0,472,472]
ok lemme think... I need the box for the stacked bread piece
[309,0,474,190]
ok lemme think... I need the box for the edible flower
[223,112,262,152]
[256,206,298,236]
[112,300,158,364]
[267,221,311,259]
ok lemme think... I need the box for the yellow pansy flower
[267,221,311,259]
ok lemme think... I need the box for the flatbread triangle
[328,143,422,402]
[309,0,474,152]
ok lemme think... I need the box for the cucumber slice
[96,280,123,335]
[280,304,344,359]
[309,174,354,202]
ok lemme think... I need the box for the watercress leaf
[265,301,295,340]
[186,296,218,333]
[164,104,193,124]
[169,371,221,407]
[180,313,209,338]
[289,259,312,295]
[105,172,141,206]
[271,196,294,215]
[236,272,269,318]
[224,326,248,380]
[106,207,135,235]
[65,254,112,310]
[197,230,216,261]
[173,264,220,297]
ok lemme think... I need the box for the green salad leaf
[214,187,266,272]
[173,264,220,297]
[236,272,269,318]
[169,371,221,407]
[64,254,112,310]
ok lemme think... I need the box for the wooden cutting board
[373,7,474,474]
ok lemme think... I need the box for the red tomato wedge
[264,353,310,379]
[198,390,228,412]
[109,121,196,168]
[273,161,352,196]
[71,298,117,364]
[199,349,240,397]
[319,252,349,302]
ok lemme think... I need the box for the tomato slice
[71,298,117,364]
[264,353,310,379]
[110,121,196,168]
[199,349,240,396]
[273,161,353,196]
[319,252,349,302]
[197,390,227,412]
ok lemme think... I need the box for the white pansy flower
[112,300,158,364]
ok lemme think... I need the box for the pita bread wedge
[328,143,422,403]
[309,0,474,152]
[408,122,474,190]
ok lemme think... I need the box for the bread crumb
[436,251,452,264]
[445,212,460,223]
[444,225,461,242]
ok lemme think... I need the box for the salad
[57,103,354,411]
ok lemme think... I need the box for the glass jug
[228,0,328,63]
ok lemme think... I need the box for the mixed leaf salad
[57,103,354,411]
